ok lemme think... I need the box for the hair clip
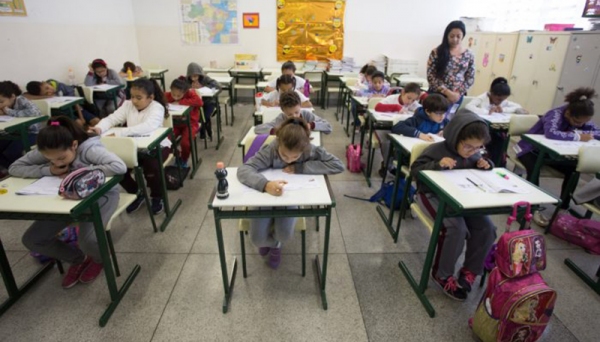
[50,121,60,126]
[580,95,588,101]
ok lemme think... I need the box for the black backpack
[164,166,190,190]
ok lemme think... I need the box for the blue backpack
[345,180,415,210]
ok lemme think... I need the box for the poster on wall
[180,0,238,45]
[0,0,27,16]
[277,0,345,61]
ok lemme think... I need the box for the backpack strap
[244,134,270,163]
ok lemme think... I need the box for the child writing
[84,58,125,116]
[9,116,126,289]
[118,61,144,78]
[0,81,42,173]
[356,71,389,98]
[25,80,99,127]
[358,65,377,89]
[374,82,422,113]
[262,75,313,108]
[517,87,600,210]
[255,91,331,135]
[90,78,170,215]
[411,110,495,300]
[165,77,203,168]
[237,117,344,268]
[186,62,221,139]
[264,61,307,93]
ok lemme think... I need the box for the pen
[466,177,486,192]
[495,171,509,180]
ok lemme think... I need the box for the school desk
[197,88,225,150]
[148,69,169,90]
[229,68,261,104]
[0,116,48,152]
[348,95,368,143]
[360,110,412,187]
[46,96,84,119]
[338,77,357,125]
[0,176,139,326]
[207,75,235,126]
[399,168,558,317]
[393,75,429,91]
[106,127,182,232]
[90,84,124,111]
[207,167,336,313]
[252,106,315,126]
[237,126,321,160]
[169,105,201,179]
[478,113,513,166]
[322,71,353,110]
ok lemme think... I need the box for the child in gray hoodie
[237,117,344,269]
[9,116,126,289]
[186,62,221,139]
[411,109,496,301]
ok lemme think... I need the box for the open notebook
[16,176,62,196]
[242,169,320,193]
[441,169,530,194]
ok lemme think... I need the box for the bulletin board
[276,0,345,61]
[0,0,27,16]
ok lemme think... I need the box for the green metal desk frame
[0,116,48,153]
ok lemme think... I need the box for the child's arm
[121,105,164,136]
[391,116,420,138]
[542,108,579,141]
[500,100,523,114]
[177,90,204,108]
[301,100,313,108]
[4,97,42,117]
[254,114,282,134]
[203,76,222,90]
[95,103,130,133]
[304,111,332,134]
[293,146,344,175]
[82,145,127,176]
[22,94,53,100]
[464,96,489,116]
[84,72,96,86]
[298,91,312,108]
[8,150,52,178]
[237,145,274,192]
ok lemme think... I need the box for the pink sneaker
[79,259,104,284]
[62,256,92,289]
[258,247,270,256]
[268,247,281,269]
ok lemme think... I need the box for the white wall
[0,0,140,88]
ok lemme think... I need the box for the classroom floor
[0,104,599,342]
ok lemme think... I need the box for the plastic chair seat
[582,202,600,216]
[106,193,138,231]
[410,203,434,234]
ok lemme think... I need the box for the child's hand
[580,133,594,142]
[273,100,280,106]
[437,130,444,137]
[283,165,295,174]
[477,158,491,170]
[265,180,287,196]
[191,81,201,89]
[88,126,102,135]
[439,157,457,169]
[50,164,69,177]
[419,133,434,142]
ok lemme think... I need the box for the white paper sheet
[16,176,62,196]
[426,133,445,142]
[0,116,14,122]
[242,169,321,193]
[92,84,116,91]
[441,169,530,194]
[197,87,216,96]
[168,104,187,111]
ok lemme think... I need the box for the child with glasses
[410,110,496,301]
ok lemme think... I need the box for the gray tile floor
[1,102,599,342]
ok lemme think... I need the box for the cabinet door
[528,33,570,114]
[552,33,600,108]
[491,33,518,81]
[470,34,497,96]
[592,62,600,126]
[510,33,543,107]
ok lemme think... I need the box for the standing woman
[427,20,475,106]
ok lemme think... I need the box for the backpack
[344,180,416,210]
[165,165,190,190]
[470,267,557,342]
[346,144,363,173]
[549,214,600,254]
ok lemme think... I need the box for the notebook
[16,176,62,196]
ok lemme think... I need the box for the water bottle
[215,162,229,199]
[68,68,75,86]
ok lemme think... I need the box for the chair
[231,71,258,104]
[462,96,476,108]
[400,143,432,230]
[355,97,383,149]
[570,146,600,220]
[238,135,307,278]
[31,100,51,116]
[304,71,323,105]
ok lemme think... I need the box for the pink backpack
[470,267,557,342]
[549,214,600,255]
[346,144,363,173]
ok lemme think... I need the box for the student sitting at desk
[90,78,170,215]
[186,62,221,139]
[358,64,377,89]
[262,75,313,108]
[356,71,389,98]
[165,77,203,168]
[254,91,331,135]
[374,82,422,113]
[25,80,100,127]
[9,116,126,289]
[118,61,144,78]
[84,58,125,116]
[264,60,307,93]
[517,87,600,212]
[237,117,344,269]
[411,110,495,300]
[0,81,42,174]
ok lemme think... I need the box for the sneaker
[458,267,477,292]
[258,247,270,256]
[432,274,467,301]
[62,256,92,289]
[126,195,144,214]
[268,247,281,269]
[79,259,104,284]
[151,198,164,215]
[533,210,549,227]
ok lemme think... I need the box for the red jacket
[165,90,203,126]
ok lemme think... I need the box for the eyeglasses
[461,143,483,153]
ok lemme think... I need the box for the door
[490,33,518,82]
[552,33,600,108]
[470,33,497,96]
[509,32,543,108]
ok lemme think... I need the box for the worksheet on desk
[16,176,62,196]
[92,84,116,91]
[426,133,445,142]
[0,116,15,122]
[102,128,155,140]
[242,169,320,193]
[441,169,530,194]
[478,113,510,123]
[45,96,79,103]
[167,104,187,111]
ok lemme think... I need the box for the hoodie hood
[186,62,204,77]
[442,108,486,154]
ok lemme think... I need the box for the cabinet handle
[557,86,564,91]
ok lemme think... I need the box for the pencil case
[59,168,106,200]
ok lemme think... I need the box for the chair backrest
[304,71,322,83]
[410,142,432,166]
[260,107,282,123]
[462,96,476,107]
[508,114,539,136]
[368,97,383,110]
[577,145,600,173]
[243,134,276,160]
[81,86,94,104]
[100,136,138,168]
[345,78,359,87]
[163,115,173,128]
[31,100,51,116]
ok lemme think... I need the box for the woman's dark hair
[435,20,466,78]
[402,82,422,95]
[371,71,385,82]
[26,81,43,95]
[281,60,296,72]
[565,87,596,118]
[122,61,136,73]
[279,90,302,109]
[131,78,169,118]
[490,77,511,96]
[276,74,296,91]
[457,121,491,144]
[0,80,22,97]
[275,117,311,152]
[170,76,191,93]
[37,116,91,151]
[422,93,450,113]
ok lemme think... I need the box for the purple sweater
[517,105,600,157]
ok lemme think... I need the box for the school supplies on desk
[442,169,530,194]
[15,176,62,196]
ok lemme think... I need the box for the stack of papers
[45,96,80,104]
[386,58,419,75]
[303,60,318,71]
[544,139,600,155]
[328,59,342,73]
[479,112,510,123]
[426,133,445,142]
[16,176,62,196]
[341,56,355,72]
[441,169,530,194]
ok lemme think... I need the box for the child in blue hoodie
[392,93,450,141]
